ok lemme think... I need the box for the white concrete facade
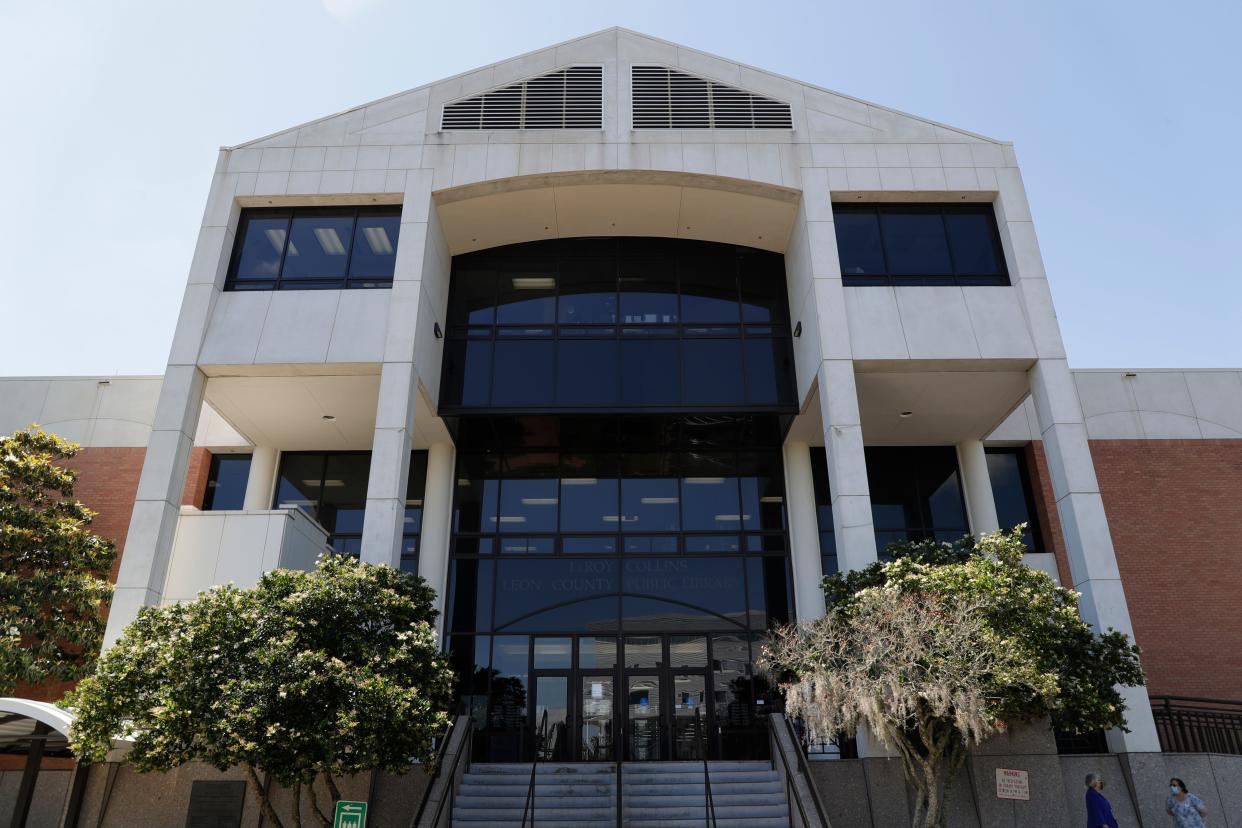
[15,28,1241,754]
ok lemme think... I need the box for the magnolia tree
[762,528,1145,828]
[0,427,116,694]
[68,555,454,828]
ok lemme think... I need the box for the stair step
[453,806,615,819]
[625,820,789,828]
[625,792,786,807]
[456,794,614,807]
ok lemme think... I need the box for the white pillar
[817,361,877,573]
[956,439,1000,535]
[1029,359,1160,752]
[418,442,456,630]
[360,361,418,568]
[784,441,827,621]
[104,366,206,647]
[243,446,279,511]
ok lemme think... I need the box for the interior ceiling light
[684,477,725,484]
[314,227,347,255]
[561,478,598,486]
[512,276,556,290]
[264,228,288,253]
[520,498,559,505]
[363,226,393,255]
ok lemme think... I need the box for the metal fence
[1151,696,1242,755]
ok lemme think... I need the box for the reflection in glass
[578,637,618,670]
[580,676,614,760]
[497,268,556,324]
[671,673,707,759]
[880,210,953,275]
[624,637,664,669]
[234,217,288,279]
[533,637,573,669]
[534,677,570,761]
[627,675,664,760]
[203,454,252,510]
[487,635,529,762]
[349,214,401,278]
[832,211,885,275]
[282,214,354,279]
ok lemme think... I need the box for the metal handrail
[615,758,623,828]
[1151,695,1242,755]
[520,709,550,828]
[770,714,832,828]
[412,714,474,828]
[694,707,717,828]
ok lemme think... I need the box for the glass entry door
[625,675,665,760]
[579,675,615,760]
[532,675,570,761]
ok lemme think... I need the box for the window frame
[983,446,1047,554]
[225,205,402,291]
[832,202,1010,287]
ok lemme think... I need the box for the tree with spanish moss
[0,427,116,694]
[761,528,1145,828]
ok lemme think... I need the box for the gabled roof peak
[229,27,1003,150]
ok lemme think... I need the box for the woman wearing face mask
[1166,778,1208,827]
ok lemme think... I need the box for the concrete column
[956,439,1000,535]
[360,170,443,568]
[360,362,418,568]
[1029,359,1160,752]
[783,440,827,621]
[243,446,279,511]
[104,365,206,647]
[418,441,456,629]
[817,361,877,573]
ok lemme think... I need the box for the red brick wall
[1029,439,1242,700]
[1088,439,1242,700]
[13,446,213,704]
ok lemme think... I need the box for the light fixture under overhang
[322,414,336,421]
[899,411,914,418]
[512,277,555,290]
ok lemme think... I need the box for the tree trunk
[292,782,302,828]
[323,771,342,807]
[307,779,332,827]
[246,765,285,828]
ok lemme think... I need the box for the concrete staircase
[452,763,616,827]
[622,762,790,828]
[449,761,790,827]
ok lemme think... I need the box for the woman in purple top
[1085,773,1120,828]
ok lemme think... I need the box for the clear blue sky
[1,0,1238,375]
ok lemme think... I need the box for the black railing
[615,759,623,828]
[411,715,473,828]
[694,708,717,828]
[771,714,832,828]
[519,760,538,828]
[1152,696,1242,755]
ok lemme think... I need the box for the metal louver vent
[441,66,603,130]
[631,65,793,129]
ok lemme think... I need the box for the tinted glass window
[881,210,952,275]
[492,341,555,406]
[680,258,739,323]
[619,261,678,324]
[558,261,617,324]
[682,340,744,405]
[620,340,680,405]
[202,454,252,510]
[865,447,968,555]
[274,452,371,551]
[986,448,1044,552]
[497,268,556,324]
[557,340,618,405]
[350,214,401,278]
[441,239,795,411]
[227,207,400,290]
[234,217,288,280]
[833,211,885,275]
[832,204,1008,286]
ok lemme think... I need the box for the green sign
[333,801,367,828]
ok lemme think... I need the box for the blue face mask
[1171,785,1181,795]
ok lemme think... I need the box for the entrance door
[625,674,665,760]
[670,672,710,759]
[579,674,615,760]
[531,675,571,761]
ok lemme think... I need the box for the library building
[3,28,1240,828]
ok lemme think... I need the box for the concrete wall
[161,507,330,603]
[64,762,431,828]
[809,750,1242,828]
